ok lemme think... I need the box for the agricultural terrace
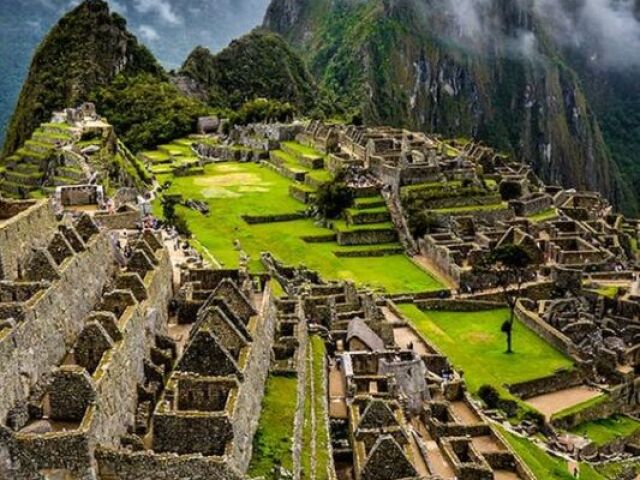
[497,426,605,480]
[569,415,640,447]
[397,305,575,396]
[151,141,445,294]
[302,336,331,480]
[248,375,297,477]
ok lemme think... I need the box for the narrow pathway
[328,363,348,419]
[412,419,455,479]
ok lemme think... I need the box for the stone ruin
[0,197,283,480]
[264,257,536,480]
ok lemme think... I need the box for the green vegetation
[497,426,605,480]
[248,375,297,477]
[181,30,317,111]
[552,395,608,422]
[570,415,640,447]
[3,0,162,158]
[229,98,296,128]
[316,180,354,219]
[154,161,443,293]
[398,305,574,396]
[91,74,210,153]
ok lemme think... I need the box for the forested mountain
[0,0,270,144]
[264,0,640,214]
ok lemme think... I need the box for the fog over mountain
[410,0,640,69]
[0,0,270,142]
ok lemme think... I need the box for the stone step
[56,166,86,182]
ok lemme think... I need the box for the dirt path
[451,401,481,425]
[525,385,602,419]
[329,363,348,419]
[393,326,431,355]
[412,419,455,479]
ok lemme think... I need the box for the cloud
[533,0,640,68]
[107,0,128,14]
[137,24,160,42]
[417,0,640,70]
[132,0,181,24]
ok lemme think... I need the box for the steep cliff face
[264,0,633,212]
[2,0,163,159]
[179,30,317,110]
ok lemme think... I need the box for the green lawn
[398,305,575,395]
[569,415,640,447]
[248,375,298,477]
[302,336,331,479]
[155,162,443,293]
[282,141,325,157]
[497,426,604,480]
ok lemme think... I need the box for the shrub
[230,98,295,126]
[478,385,500,409]
[315,181,354,219]
[408,210,443,239]
[174,213,192,237]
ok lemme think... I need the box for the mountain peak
[2,0,162,159]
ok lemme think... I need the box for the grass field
[570,415,640,447]
[155,162,444,293]
[398,305,575,395]
[497,426,604,480]
[248,375,298,477]
[302,336,330,479]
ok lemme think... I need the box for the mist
[418,0,640,69]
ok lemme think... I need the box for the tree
[473,244,536,353]
[315,180,354,219]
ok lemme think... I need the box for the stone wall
[336,228,397,246]
[94,210,142,230]
[230,285,278,472]
[0,200,58,281]
[292,300,308,480]
[515,300,583,362]
[96,447,245,480]
[0,232,116,422]
[507,369,585,400]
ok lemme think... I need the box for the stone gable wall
[0,232,115,422]
[0,200,58,281]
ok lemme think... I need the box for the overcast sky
[4,0,272,69]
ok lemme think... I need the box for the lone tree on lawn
[473,244,537,354]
